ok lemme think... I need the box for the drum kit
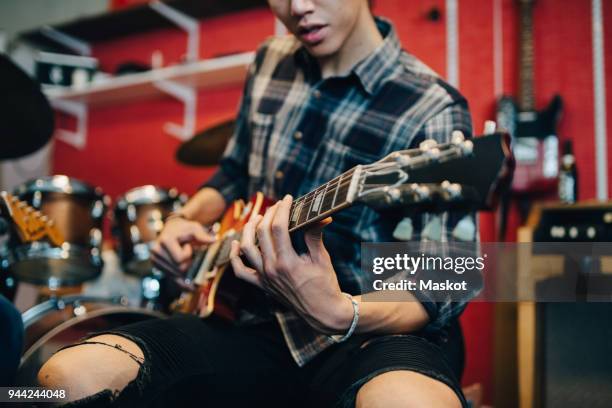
[0,54,235,386]
[1,179,186,384]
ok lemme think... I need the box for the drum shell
[113,186,185,276]
[14,176,107,247]
[20,192,103,245]
[16,296,164,386]
[7,176,109,286]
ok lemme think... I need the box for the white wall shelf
[45,52,253,147]
[45,51,254,108]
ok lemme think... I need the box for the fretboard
[288,167,356,231]
[210,167,358,268]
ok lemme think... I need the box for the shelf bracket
[149,1,200,62]
[51,99,88,149]
[40,26,92,56]
[153,79,196,141]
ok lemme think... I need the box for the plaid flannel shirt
[203,18,477,366]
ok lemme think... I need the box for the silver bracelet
[329,293,359,343]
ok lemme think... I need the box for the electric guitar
[0,191,64,246]
[172,132,514,320]
[496,0,562,193]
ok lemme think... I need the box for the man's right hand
[151,217,216,278]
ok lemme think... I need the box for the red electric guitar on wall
[496,0,563,194]
[171,132,514,320]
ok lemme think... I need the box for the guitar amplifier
[526,202,612,408]
[531,203,612,242]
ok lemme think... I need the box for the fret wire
[300,167,357,204]
[293,175,354,229]
[316,180,330,216]
[331,172,343,209]
[303,187,317,222]
[295,191,315,224]
[291,199,304,228]
[295,177,354,210]
[291,142,462,222]
[290,167,357,212]
[308,183,327,218]
[299,144,463,212]
[320,182,336,214]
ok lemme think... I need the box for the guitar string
[198,143,468,268]
[200,144,464,260]
[289,145,461,212]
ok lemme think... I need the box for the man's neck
[318,13,384,79]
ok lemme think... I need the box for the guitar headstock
[352,132,514,212]
[0,192,64,246]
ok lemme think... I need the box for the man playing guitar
[39,1,476,406]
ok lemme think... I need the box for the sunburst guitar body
[172,192,271,320]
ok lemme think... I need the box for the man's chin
[302,41,339,59]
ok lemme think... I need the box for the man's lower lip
[300,26,327,45]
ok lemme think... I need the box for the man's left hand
[229,194,353,334]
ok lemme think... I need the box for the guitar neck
[209,167,358,268]
[518,0,536,111]
[288,167,358,232]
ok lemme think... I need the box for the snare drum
[15,295,164,385]
[10,175,109,287]
[113,186,186,277]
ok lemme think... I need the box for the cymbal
[0,55,54,160]
[176,120,235,166]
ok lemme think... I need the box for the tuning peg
[411,183,431,201]
[384,187,402,204]
[419,139,438,151]
[483,121,497,135]
[461,140,474,155]
[425,147,441,160]
[451,130,465,144]
[441,180,462,199]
